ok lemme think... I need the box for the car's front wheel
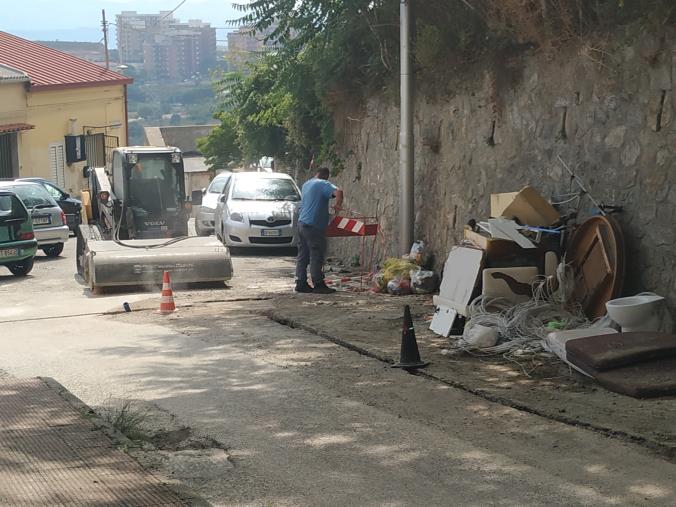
[42,243,64,257]
[8,257,34,276]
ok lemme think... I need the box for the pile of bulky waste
[425,175,675,398]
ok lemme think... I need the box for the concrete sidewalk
[0,378,185,506]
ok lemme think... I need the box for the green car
[0,190,38,276]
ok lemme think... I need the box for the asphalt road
[2,238,676,505]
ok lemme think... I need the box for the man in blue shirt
[295,167,344,294]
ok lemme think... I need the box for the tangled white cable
[455,263,590,356]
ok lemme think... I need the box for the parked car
[195,171,232,236]
[17,177,82,233]
[0,182,69,257]
[0,190,38,276]
[214,172,301,248]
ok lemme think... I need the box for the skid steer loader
[76,146,233,291]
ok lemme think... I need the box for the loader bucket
[84,237,233,288]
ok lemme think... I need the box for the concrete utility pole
[102,9,110,70]
[399,0,414,255]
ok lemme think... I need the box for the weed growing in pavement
[100,399,151,442]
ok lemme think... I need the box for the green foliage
[197,112,242,169]
[100,399,149,442]
[201,0,675,173]
[128,121,146,146]
[201,0,401,171]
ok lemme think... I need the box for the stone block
[605,126,626,148]
[621,140,641,167]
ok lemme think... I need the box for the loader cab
[111,148,188,239]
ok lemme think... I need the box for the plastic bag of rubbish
[410,269,437,294]
[387,276,412,296]
[463,324,499,348]
[409,241,425,264]
[372,271,387,293]
[383,258,419,281]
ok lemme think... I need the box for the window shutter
[49,143,66,187]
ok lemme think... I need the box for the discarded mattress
[565,332,676,376]
[595,357,676,398]
[542,328,617,376]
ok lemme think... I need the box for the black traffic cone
[392,305,429,370]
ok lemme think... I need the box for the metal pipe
[399,0,414,255]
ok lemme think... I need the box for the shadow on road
[230,246,297,258]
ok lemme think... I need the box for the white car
[195,171,232,236]
[215,172,301,248]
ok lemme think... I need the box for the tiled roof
[0,31,132,91]
[0,63,29,82]
[0,123,34,134]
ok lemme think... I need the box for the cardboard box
[463,227,524,259]
[490,186,560,226]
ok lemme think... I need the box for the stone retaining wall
[326,30,676,311]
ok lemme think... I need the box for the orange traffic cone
[158,271,176,313]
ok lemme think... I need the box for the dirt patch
[93,398,233,506]
[268,291,676,458]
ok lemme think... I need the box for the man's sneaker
[295,283,314,293]
[313,283,336,294]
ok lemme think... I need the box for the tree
[169,113,182,126]
[218,0,675,174]
[197,112,242,169]
[128,121,146,146]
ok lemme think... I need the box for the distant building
[116,11,176,63]
[0,32,131,194]
[143,20,217,81]
[226,25,277,68]
[117,11,216,80]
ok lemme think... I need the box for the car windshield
[2,184,56,208]
[208,175,231,194]
[128,154,181,211]
[0,194,28,223]
[231,178,299,201]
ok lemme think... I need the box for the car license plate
[261,229,281,237]
[32,216,50,225]
[0,248,18,258]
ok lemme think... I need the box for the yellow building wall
[0,82,28,122]
[20,85,128,194]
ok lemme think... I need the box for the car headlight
[230,212,244,222]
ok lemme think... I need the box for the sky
[0,0,242,46]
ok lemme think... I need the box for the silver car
[0,182,69,257]
[214,172,300,248]
[195,171,232,236]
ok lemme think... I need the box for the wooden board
[566,216,625,319]
[433,246,484,316]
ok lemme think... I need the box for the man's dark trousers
[296,222,327,286]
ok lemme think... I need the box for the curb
[39,377,210,507]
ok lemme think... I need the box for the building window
[48,142,66,188]
[0,133,18,179]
